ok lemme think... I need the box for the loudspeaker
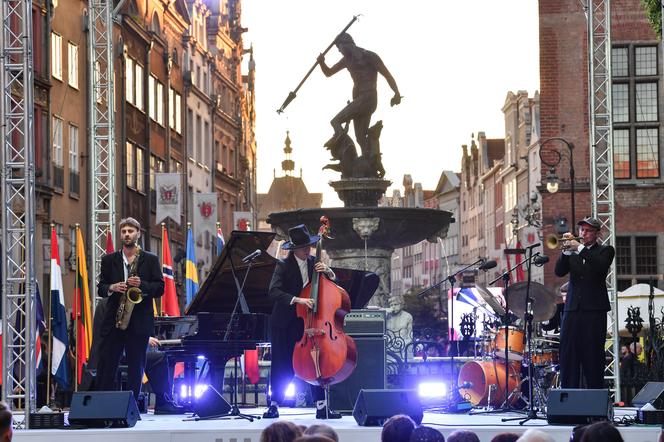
[193,385,232,418]
[546,389,612,425]
[632,382,664,409]
[352,389,423,426]
[329,336,386,412]
[68,391,139,428]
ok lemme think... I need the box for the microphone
[533,255,550,266]
[479,260,497,270]
[241,249,262,263]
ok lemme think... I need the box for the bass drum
[458,360,521,407]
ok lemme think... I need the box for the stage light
[179,383,209,398]
[194,384,209,398]
[284,382,296,398]
[418,381,447,398]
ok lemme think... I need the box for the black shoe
[316,406,342,419]
[154,401,186,415]
[262,404,279,419]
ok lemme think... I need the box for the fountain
[269,31,453,307]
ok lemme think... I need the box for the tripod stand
[502,245,547,425]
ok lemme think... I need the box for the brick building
[539,0,663,291]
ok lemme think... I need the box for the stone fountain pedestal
[268,181,453,306]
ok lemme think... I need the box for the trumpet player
[95,217,165,401]
[554,217,614,389]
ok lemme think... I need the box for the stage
[12,406,661,442]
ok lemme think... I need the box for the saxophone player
[95,217,165,401]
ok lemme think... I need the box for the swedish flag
[185,225,199,306]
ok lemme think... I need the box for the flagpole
[46,225,54,404]
[74,224,80,392]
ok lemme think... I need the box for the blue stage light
[284,382,296,398]
[418,381,447,398]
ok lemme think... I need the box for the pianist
[95,217,165,402]
[263,224,341,420]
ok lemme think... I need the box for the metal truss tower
[586,0,620,399]
[88,0,116,311]
[0,0,37,426]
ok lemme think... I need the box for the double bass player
[263,224,342,419]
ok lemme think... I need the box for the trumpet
[545,234,584,250]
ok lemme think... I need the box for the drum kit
[457,282,562,411]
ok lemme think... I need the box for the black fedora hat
[281,224,320,250]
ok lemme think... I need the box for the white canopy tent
[617,283,664,337]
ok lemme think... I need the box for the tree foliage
[641,0,662,39]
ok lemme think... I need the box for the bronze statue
[317,33,401,179]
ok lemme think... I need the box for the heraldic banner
[194,193,218,235]
[233,211,253,231]
[156,173,182,225]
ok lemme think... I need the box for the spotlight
[179,383,209,398]
[418,382,447,398]
[284,382,296,398]
[194,384,209,398]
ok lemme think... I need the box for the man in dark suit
[554,216,615,388]
[263,224,340,420]
[95,217,165,401]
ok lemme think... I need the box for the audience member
[578,421,623,442]
[447,430,480,442]
[304,423,339,442]
[409,425,445,442]
[260,421,303,442]
[294,436,334,442]
[381,414,417,442]
[516,429,554,442]
[570,425,587,442]
[490,433,520,442]
[0,402,11,442]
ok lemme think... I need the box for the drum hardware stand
[502,245,547,425]
[416,257,492,411]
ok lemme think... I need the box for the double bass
[292,217,357,386]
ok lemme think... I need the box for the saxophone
[115,246,143,330]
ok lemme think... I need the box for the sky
[242,1,541,207]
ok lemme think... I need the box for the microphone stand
[417,258,487,410]
[502,244,547,424]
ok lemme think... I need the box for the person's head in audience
[570,425,587,442]
[304,423,339,442]
[516,429,554,442]
[294,436,334,442]
[491,433,520,442]
[409,425,445,442]
[579,421,623,442]
[0,403,12,442]
[447,430,480,442]
[381,414,416,442]
[260,420,303,442]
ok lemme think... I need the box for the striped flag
[34,283,46,375]
[216,223,225,256]
[161,226,180,316]
[74,226,94,385]
[50,226,69,388]
[185,226,199,306]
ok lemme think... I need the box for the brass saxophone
[115,246,143,330]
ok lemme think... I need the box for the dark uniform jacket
[268,253,314,329]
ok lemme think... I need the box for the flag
[105,228,114,254]
[216,224,225,256]
[515,241,525,282]
[161,226,180,316]
[185,226,199,306]
[35,283,46,375]
[244,349,259,384]
[50,226,69,388]
[74,226,94,385]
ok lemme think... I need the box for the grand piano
[155,229,381,406]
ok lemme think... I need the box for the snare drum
[491,326,525,361]
[531,348,559,365]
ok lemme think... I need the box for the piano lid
[186,230,277,315]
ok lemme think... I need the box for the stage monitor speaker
[193,385,232,418]
[352,389,423,426]
[68,391,139,428]
[546,389,612,425]
[329,336,386,412]
[632,382,664,409]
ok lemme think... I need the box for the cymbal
[505,281,557,322]
[475,284,506,316]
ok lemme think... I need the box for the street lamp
[538,138,575,226]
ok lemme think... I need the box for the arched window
[151,11,161,34]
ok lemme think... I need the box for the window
[126,142,135,189]
[148,75,155,120]
[611,44,660,180]
[175,93,182,133]
[616,236,658,291]
[52,117,63,166]
[68,124,78,173]
[51,33,62,80]
[135,63,144,111]
[136,146,145,192]
[125,57,134,105]
[196,114,202,161]
[156,82,164,125]
[67,42,78,88]
[169,88,174,128]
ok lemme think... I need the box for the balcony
[53,165,64,190]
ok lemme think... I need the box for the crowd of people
[258,415,640,442]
